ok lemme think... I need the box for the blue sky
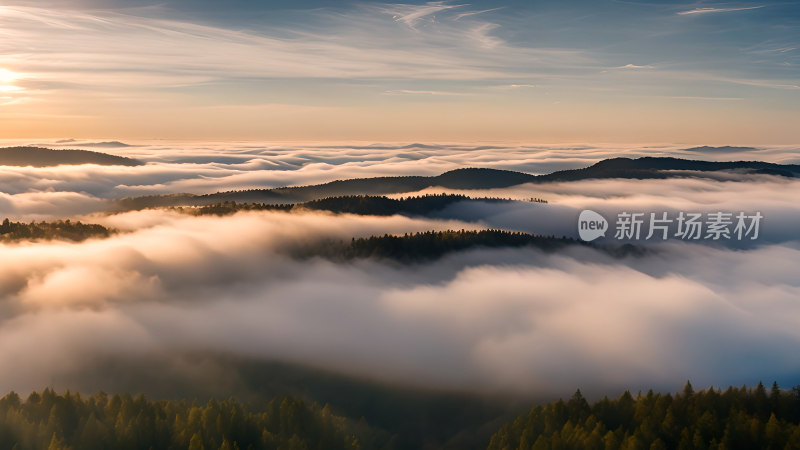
[0,0,798,142]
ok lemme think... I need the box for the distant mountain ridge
[0,146,142,167]
[118,168,534,209]
[684,145,758,153]
[537,156,800,182]
[116,157,800,210]
[173,194,517,217]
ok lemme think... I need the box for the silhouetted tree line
[176,194,516,217]
[174,203,295,216]
[0,219,112,242]
[488,382,800,450]
[0,147,142,167]
[300,194,509,216]
[0,389,363,450]
[290,229,650,263]
[290,229,578,263]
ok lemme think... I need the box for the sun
[0,68,17,83]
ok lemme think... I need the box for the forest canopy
[173,194,525,217]
[3,382,800,450]
[0,389,365,450]
[488,382,800,450]
[0,219,112,242]
[0,147,142,167]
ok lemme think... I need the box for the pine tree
[188,432,205,450]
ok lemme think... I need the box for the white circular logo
[578,210,608,241]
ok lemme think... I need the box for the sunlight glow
[0,68,16,83]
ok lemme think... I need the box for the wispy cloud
[488,84,536,90]
[454,7,505,21]
[677,5,765,16]
[665,96,744,101]
[385,1,466,28]
[0,3,586,91]
[383,89,469,96]
[469,22,504,49]
[713,76,800,90]
[0,1,798,141]
[617,63,655,70]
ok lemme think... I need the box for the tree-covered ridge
[290,229,587,263]
[176,202,295,216]
[176,194,532,217]
[537,157,800,182]
[301,194,511,216]
[0,389,365,450]
[0,220,640,263]
[0,147,142,167]
[116,168,535,209]
[0,219,113,242]
[487,382,800,450]
[116,157,800,211]
[342,230,573,261]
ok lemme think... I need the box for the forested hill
[0,389,366,450]
[683,146,757,154]
[175,194,523,217]
[4,382,800,450]
[117,168,535,209]
[488,382,800,450]
[0,147,142,167]
[117,157,800,210]
[537,157,800,182]
[290,230,645,263]
[0,219,113,242]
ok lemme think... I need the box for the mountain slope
[116,157,800,210]
[488,382,800,450]
[537,156,800,182]
[176,194,514,217]
[117,168,535,209]
[0,146,142,167]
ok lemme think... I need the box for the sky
[0,0,799,143]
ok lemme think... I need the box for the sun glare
[0,68,17,83]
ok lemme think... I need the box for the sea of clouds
[0,141,799,398]
[0,140,798,220]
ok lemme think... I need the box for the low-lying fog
[0,141,798,398]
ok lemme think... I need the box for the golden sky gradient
[1,2,798,143]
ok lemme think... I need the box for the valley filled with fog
[1,141,798,402]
